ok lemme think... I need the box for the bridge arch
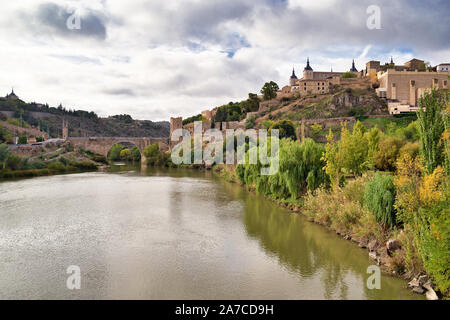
[66,137,170,163]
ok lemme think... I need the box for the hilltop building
[5,88,19,100]
[285,58,360,95]
[367,58,449,114]
[364,58,428,80]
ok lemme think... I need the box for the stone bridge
[66,137,170,161]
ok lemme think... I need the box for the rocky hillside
[256,85,388,125]
[0,98,169,138]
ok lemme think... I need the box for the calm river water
[0,165,422,299]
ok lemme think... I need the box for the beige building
[376,68,448,114]
[287,58,360,95]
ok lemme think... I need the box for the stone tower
[169,117,183,149]
[62,119,69,140]
[303,57,313,80]
[289,68,298,86]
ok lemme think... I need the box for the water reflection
[0,166,423,300]
[215,177,422,300]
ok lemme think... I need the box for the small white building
[437,63,450,72]
[388,102,420,115]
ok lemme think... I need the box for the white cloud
[0,0,448,121]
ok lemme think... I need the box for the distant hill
[0,97,169,138]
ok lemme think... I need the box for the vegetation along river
[0,165,423,299]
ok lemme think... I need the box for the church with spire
[5,88,19,100]
[285,58,361,95]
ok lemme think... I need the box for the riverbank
[211,164,443,300]
[0,166,99,180]
[0,141,106,181]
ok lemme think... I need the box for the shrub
[402,121,420,141]
[29,160,46,169]
[342,72,357,79]
[399,142,420,160]
[245,116,256,129]
[65,143,74,152]
[364,173,396,228]
[309,123,322,138]
[91,155,107,163]
[47,161,66,172]
[73,160,97,170]
[375,137,404,171]
[18,136,27,144]
[5,154,22,170]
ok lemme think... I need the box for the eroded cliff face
[257,86,388,123]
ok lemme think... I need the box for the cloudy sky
[0,0,449,121]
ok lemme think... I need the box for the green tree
[236,138,328,199]
[364,173,396,228]
[143,143,160,165]
[365,126,381,169]
[0,143,11,169]
[120,148,131,161]
[269,120,296,141]
[322,129,344,190]
[0,124,12,143]
[417,89,448,174]
[108,144,125,161]
[131,146,141,162]
[247,93,260,112]
[260,81,279,100]
[341,121,368,175]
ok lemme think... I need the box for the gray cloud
[26,3,107,40]
[103,88,136,96]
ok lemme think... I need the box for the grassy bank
[0,165,98,180]
[0,142,102,181]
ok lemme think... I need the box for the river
[0,165,422,299]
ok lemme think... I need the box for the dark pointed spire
[304,57,313,71]
[350,59,358,72]
[390,56,394,64]
[290,67,297,79]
